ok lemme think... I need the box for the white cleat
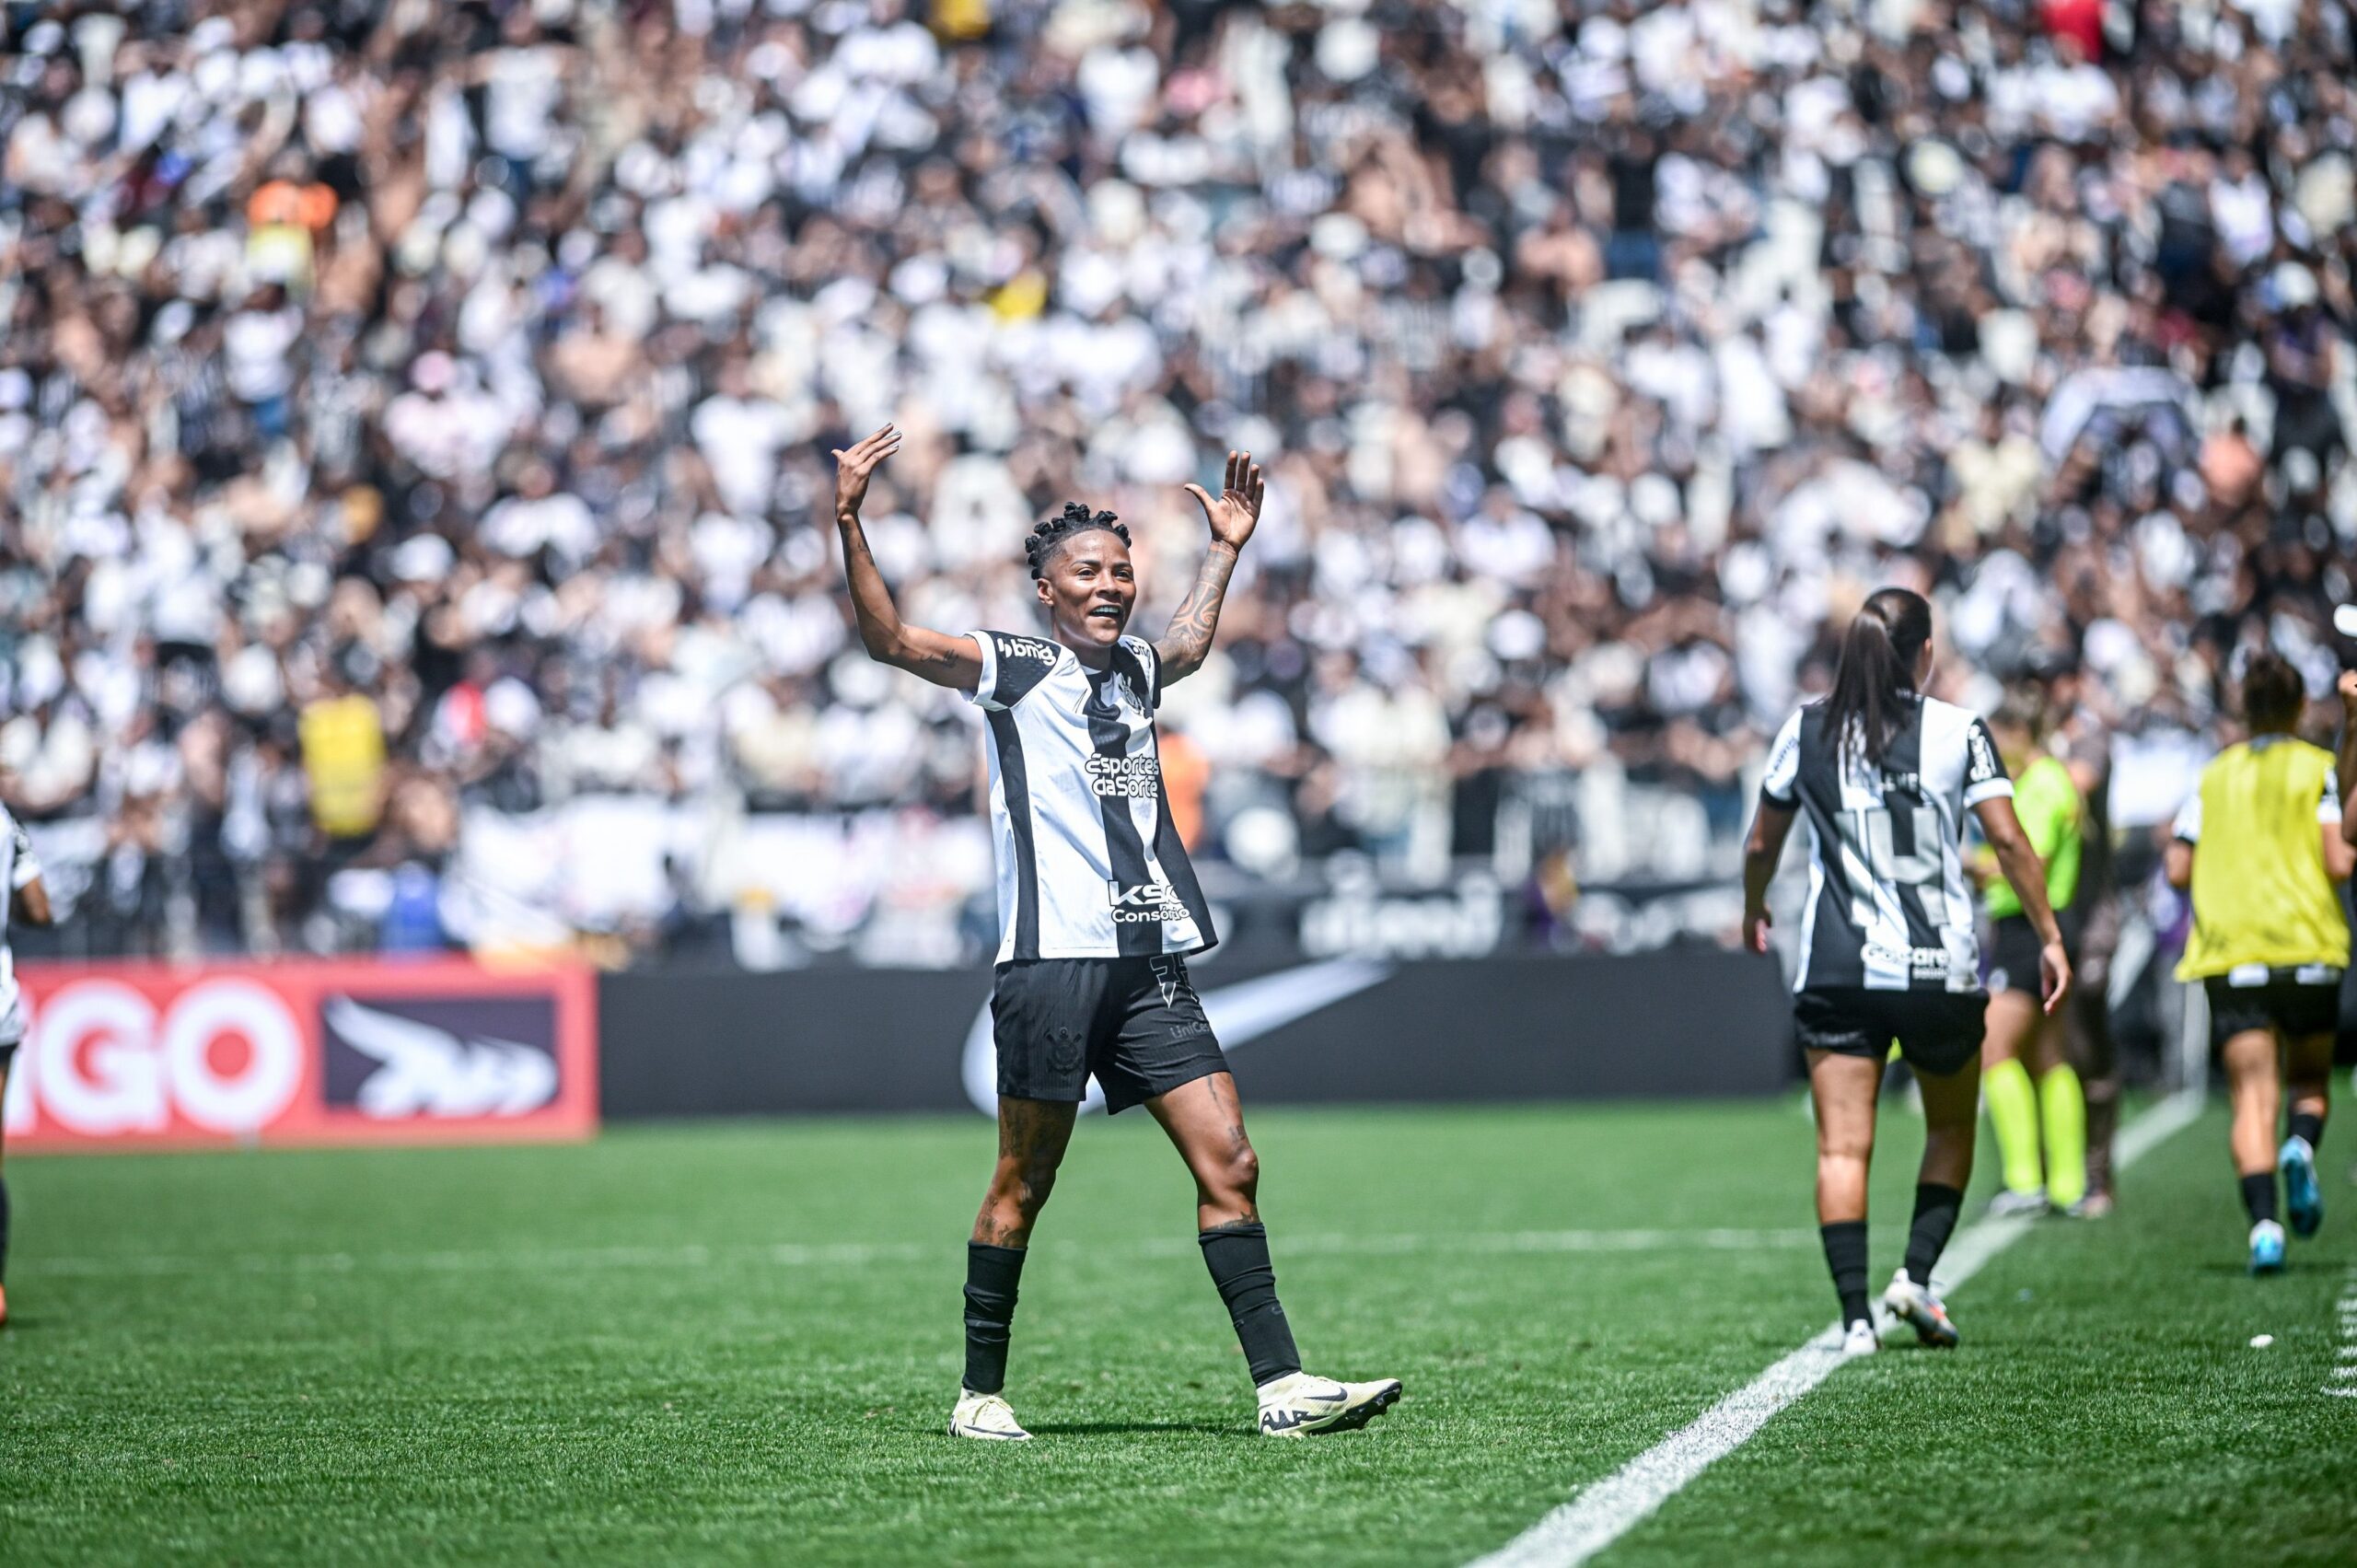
[1985,1188,2049,1219]
[1881,1268,1960,1347]
[1840,1318,1880,1357]
[1256,1371,1403,1436]
[947,1388,1032,1441]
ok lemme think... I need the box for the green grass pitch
[3,1098,2352,1565]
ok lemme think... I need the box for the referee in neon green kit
[1975,691,2089,1216]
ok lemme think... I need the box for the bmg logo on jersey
[1109,880,1185,923]
[999,635,1060,666]
[1085,753,1161,798]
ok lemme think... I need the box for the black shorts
[1794,987,1989,1078]
[1986,912,2081,995]
[992,955,1228,1115]
[2205,966,2343,1049]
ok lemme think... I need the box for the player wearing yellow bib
[2165,653,2354,1274]
[1975,693,2089,1217]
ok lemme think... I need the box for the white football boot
[1839,1318,1880,1357]
[1984,1187,2049,1219]
[947,1388,1032,1441]
[1881,1268,1960,1348]
[1256,1372,1403,1436]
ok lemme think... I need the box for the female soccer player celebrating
[2165,653,2353,1273]
[1742,589,2072,1354]
[830,427,1400,1440]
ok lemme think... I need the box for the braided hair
[1024,502,1131,580]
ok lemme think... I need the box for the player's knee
[1203,1141,1258,1204]
[1815,1119,1872,1160]
[985,1156,1056,1218]
[1013,1157,1059,1216]
[1229,1142,1260,1198]
[1817,1143,1871,1174]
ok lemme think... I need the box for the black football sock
[2240,1172,2278,1225]
[1199,1221,1301,1387]
[962,1242,1026,1395]
[2288,1109,2325,1151]
[1819,1220,1870,1326]
[1903,1183,1963,1287]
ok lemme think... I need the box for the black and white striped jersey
[966,629,1214,963]
[1760,693,2013,993]
[0,805,40,1040]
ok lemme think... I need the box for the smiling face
[1035,527,1136,655]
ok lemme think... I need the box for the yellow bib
[2176,737,2349,979]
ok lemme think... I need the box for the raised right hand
[831,424,901,520]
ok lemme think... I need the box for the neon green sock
[1984,1057,2043,1195]
[2040,1064,2087,1209]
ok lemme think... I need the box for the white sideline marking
[1468,1091,2206,1568]
[16,1225,1818,1282]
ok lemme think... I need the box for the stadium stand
[0,0,2351,964]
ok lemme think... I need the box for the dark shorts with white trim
[992,955,1228,1115]
[1794,986,1989,1079]
[1986,911,2081,996]
[2203,965,2343,1049]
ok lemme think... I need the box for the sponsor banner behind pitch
[598,951,1794,1120]
[5,959,597,1152]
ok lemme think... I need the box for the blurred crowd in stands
[1,0,2352,964]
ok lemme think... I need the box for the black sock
[1819,1220,1870,1326]
[2240,1172,2278,1225]
[962,1242,1026,1395]
[2289,1110,2325,1151]
[1903,1183,1963,1287]
[1198,1221,1301,1386]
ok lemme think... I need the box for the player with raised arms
[2165,652,2353,1272]
[830,426,1401,1440]
[1741,588,2072,1354]
[0,805,55,1329]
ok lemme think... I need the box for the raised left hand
[1182,449,1264,552]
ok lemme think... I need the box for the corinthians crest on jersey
[967,629,1214,962]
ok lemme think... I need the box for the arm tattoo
[1156,542,1239,680]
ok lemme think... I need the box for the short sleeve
[1760,710,1803,805]
[7,817,36,889]
[965,630,1061,711]
[962,630,1000,709]
[1962,715,2014,806]
[2320,767,2342,826]
[2172,789,2201,844]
